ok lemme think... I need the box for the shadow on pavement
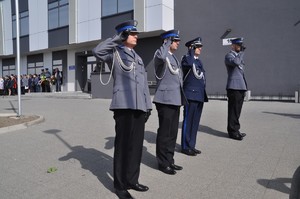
[199,125,228,138]
[263,111,300,119]
[143,131,157,168]
[257,166,300,199]
[104,137,114,150]
[44,129,114,193]
[59,145,114,193]
[178,122,228,138]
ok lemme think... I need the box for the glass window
[27,68,35,75]
[49,2,58,9]
[118,0,133,13]
[48,0,69,30]
[60,0,68,5]
[2,65,15,76]
[12,18,16,38]
[3,71,9,76]
[59,4,68,27]
[87,63,92,79]
[28,63,35,68]
[101,62,111,73]
[27,62,44,75]
[53,64,62,73]
[20,11,29,18]
[87,57,96,62]
[36,62,44,67]
[48,9,59,29]
[53,60,62,65]
[102,0,117,16]
[53,60,63,72]
[20,11,29,36]
[102,0,133,17]
[12,11,29,38]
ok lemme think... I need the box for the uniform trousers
[113,109,145,190]
[155,103,180,168]
[227,89,246,134]
[181,100,204,150]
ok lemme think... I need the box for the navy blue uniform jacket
[182,54,208,102]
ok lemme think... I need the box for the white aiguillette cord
[192,63,204,79]
[154,52,180,80]
[183,63,204,82]
[99,48,135,85]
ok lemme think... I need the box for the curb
[0,115,45,134]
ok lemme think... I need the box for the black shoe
[239,132,246,137]
[181,149,197,156]
[170,163,183,170]
[127,183,149,192]
[158,165,176,175]
[228,133,243,140]
[192,148,201,154]
[115,189,133,199]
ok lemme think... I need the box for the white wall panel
[162,0,173,9]
[77,0,88,23]
[30,34,39,50]
[145,0,174,31]
[146,0,174,31]
[29,0,48,51]
[77,21,89,42]
[77,0,101,43]
[146,6,163,31]
[1,0,13,55]
[161,4,174,30]
[88,19,101,41]
[88,0,101,20]
[146,0,162,7]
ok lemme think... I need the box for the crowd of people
[0,68,62,96]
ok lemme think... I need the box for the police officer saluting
[92,20,152,199]
[181,37,208,156]
[153,30,187,175]
[225,37,247,141]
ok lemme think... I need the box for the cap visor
[129,30,140,34]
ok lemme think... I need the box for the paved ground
[0,92,299,199]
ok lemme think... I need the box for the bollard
[296,91,299,103]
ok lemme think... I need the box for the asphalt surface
[0,92,299,199]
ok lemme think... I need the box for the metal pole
[15,0,22,116]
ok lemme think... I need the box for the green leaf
[47,167,58,173]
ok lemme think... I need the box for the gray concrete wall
[86,1,300,99]
[173,0,300,97]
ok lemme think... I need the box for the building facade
[0,0,174,94]
[1,0,300,100]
